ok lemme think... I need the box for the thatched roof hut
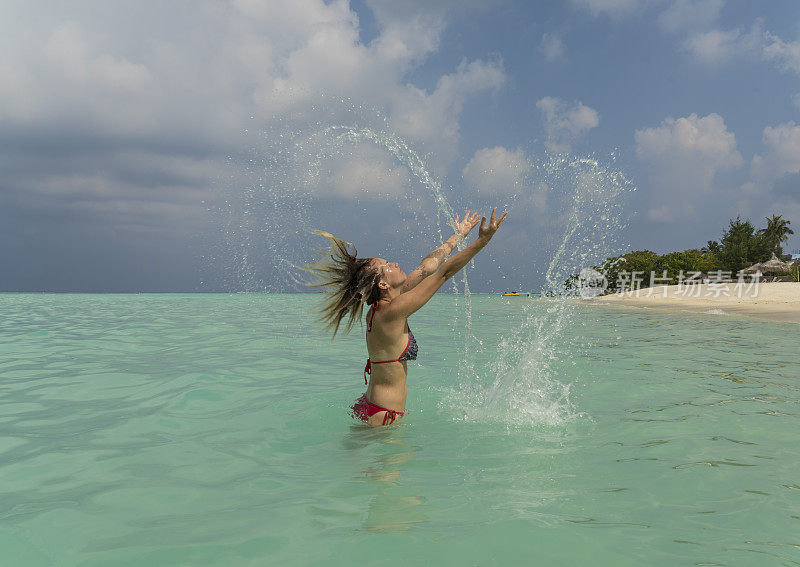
[743,253,793,274]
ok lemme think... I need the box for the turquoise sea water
[1,293,799,566]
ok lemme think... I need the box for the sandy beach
[589,282,800,324]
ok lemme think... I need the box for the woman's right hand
[454,210,482,238]
[478,208,508,241]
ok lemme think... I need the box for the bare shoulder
[369,302,407,334]
[374,298,414,332]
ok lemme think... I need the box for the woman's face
[371,258,406,289]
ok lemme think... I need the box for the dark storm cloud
[0,0,512,291]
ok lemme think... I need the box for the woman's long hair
[304,230,381,338]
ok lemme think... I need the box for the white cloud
[671,16,800,120]
[536,97,599,154]
[0,0,501,153]
[751,121,800,180]
[679,22,800,111]
[365,0,452,62]
[734,121,800,222]
[674,19,800,121]
[635,113,741,169]
[683,29,741,63]
[0,0,505,241]
[389,57,505,174]
[0,21,153,132]
[658,0,723,33]
[540,33,564,62]
[763,32,800,76]
[635,113,742,221]
[570,0,644,17]
[681,19,763,64]
[461,146,532,195]
[251,0,504,141]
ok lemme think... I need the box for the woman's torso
[365,304,413,411]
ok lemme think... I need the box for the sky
[2,0,799,292]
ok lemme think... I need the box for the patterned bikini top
[363,300,418,384]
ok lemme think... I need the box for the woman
[307,208,507,426]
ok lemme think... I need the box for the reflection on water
[343,426,427,533]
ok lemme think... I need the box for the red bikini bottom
[351,394,404,425]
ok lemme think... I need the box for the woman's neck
[379,288,401,302]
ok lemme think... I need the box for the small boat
[502,291,520,296]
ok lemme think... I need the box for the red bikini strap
[363,324,410,385]
[366,300,380,332]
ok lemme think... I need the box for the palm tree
[758,215,794,256]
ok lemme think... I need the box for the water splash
[209,121,472,291]
[447,154,634,426]
[211,120,484,376]
[541,155,632,293]
[321,127,458,230]
[212,116,633,428]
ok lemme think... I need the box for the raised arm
[401,211,482,292]
[388,208,507,319]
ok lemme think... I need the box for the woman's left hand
[454,210,482,238]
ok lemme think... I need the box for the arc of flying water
[321,125,479,380]
[322,126,458,230]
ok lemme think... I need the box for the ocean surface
[1,293,799,566]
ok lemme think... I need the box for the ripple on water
[1,294,799,566]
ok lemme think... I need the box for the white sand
[588,282,800,324]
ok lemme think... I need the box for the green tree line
[568,215,794,291]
